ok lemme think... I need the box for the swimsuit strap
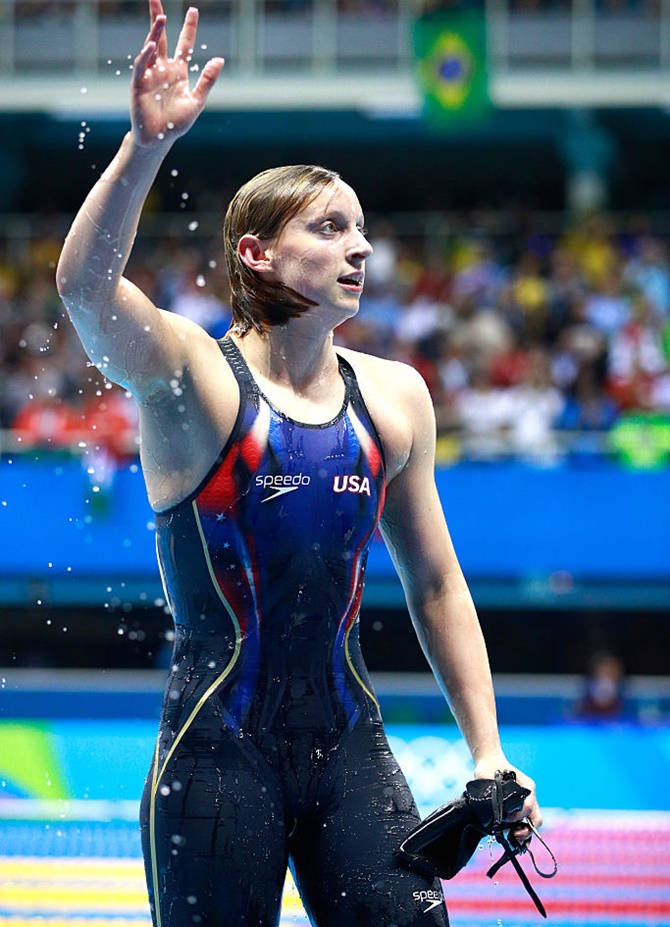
[335,353,359,396]
[218,336,260,399]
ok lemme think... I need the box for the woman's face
[266,180,373,320]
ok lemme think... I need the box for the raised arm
[379,368,542,830]
[56,0,224,397]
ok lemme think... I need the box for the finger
[175,6,199,65]
[148,0,165,26]
[191,57,225,107]
[137,13,166,70]
[525,798,542,829]
[520,799,543,831]
[147,0,168,59]
[510,821,532,846]
[506,795,540,827]
[132,40,158,84]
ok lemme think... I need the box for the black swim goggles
[397,769,558,917]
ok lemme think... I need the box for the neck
[233,319,340,391]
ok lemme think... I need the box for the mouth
[337,271,364,292]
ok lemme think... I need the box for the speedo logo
[256,472,371,502]
[256,473,311,502]
[413,890,443,914]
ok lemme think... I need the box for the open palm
[131,0,224,147]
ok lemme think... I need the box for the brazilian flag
[412,12,491,128]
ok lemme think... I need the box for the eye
[358,226,369,238]
[320,221,338,234]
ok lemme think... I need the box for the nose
[349,227,373,262]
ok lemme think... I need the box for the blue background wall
[1,458,668,606]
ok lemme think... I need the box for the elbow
[55,235,98,305]
[55,254,107,314]
[55,254,77,305]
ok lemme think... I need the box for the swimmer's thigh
[290,721,449,927]
[140,732,288,927]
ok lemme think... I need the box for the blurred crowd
[344,210,670,467]
[2,207,670,471]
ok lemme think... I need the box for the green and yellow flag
[412,12,491,128]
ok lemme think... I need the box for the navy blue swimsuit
[140,337,448,927]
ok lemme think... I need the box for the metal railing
[0,0,416,76]
[1,0,670,78]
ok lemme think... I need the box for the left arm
[379,366,542,828]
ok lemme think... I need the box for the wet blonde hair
[223,164,341,333]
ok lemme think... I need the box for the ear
[238,234,275,275]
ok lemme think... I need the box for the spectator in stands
[606,291,667,410]
[503,248,549,343]
[545,245,588,342]
[11,388,77,452]
[563,212,618,289]
[489,329,532,388]
[450,234,502,312]
[454,360,513,460]
[624,236,670,320]
[558,363,619,431]
[65,374,139,463]
[575,651,626,720]
[506,346,565,462]
[556,364,619,457]
[583,265,631,340]
[167,264,231,337]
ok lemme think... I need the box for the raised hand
[131,0,224,147]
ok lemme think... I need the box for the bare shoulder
[336,346,430,402]
[336,346,436,478]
